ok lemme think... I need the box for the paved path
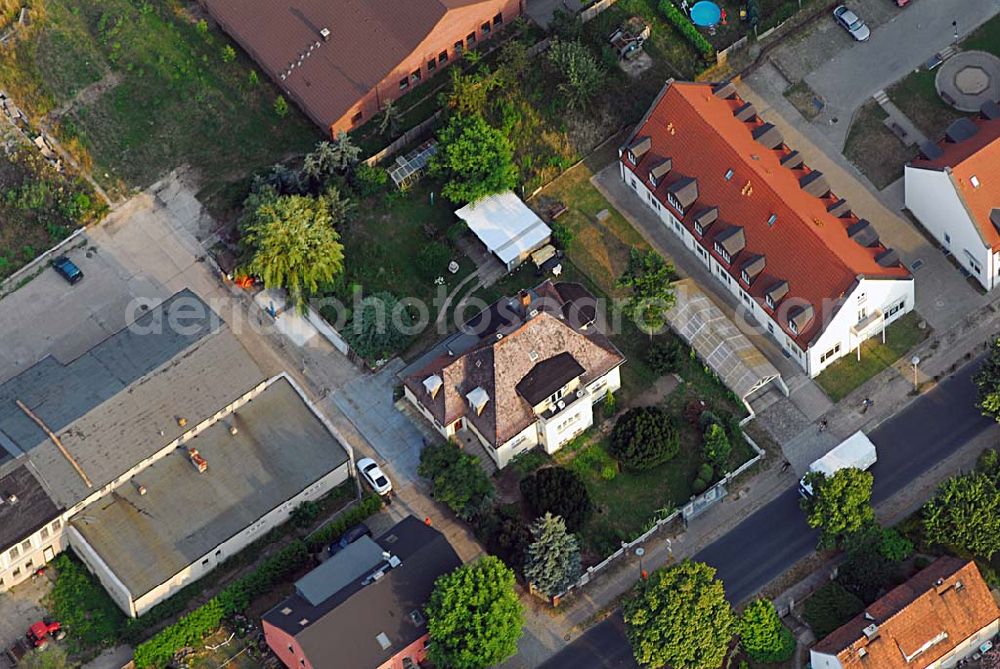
[872,91,929,147]
[542,355,998,668]
[801,0,998,148]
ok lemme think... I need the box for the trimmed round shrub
[698,463,714,482]
[692,478,708,495]
[520,467,592,532]
[610,407,680,471]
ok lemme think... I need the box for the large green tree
[426,556,524,669]
[519,466,593,532]
[623,560,736,669]
[739,599,795,664]
[430,112,517,204]
[523,513,581,598]
[240,185,345,306]
[923,470,1000,558]
[801,468,874,549]
[418,442,494,521]
[616,248,677,334]
[976,339,1000,421]
[836,526,901,604]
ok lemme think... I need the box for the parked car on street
[357,457,392,496]
[51,256,83,284]
[833,5,870,41]
[327,523,372,556]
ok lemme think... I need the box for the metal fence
[550,432,765,603]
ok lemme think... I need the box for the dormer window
[788,319,798,334]
[694,221,703,236]
[765,294,775,309]
[648,158,672,187]
[713,242,731,264]
[667,192,683,212]
[740,255,765,285]
[627,151,636,164]
[740,270,750,283]
[625,136,651,165]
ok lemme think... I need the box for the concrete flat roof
[71,377,351,598]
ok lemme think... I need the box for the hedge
[306,493,384,552]
[135,494,383,667]
[659,0,715,60]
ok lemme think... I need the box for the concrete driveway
[0,574,52,655]
[762,0,998,149]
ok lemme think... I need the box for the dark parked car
[327,523,372,556]
[51,256,83,284]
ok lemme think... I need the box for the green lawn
[883,14,1000,142]
[555,412,756,558]
[843,100,918,190]
[886,69,968,141]
[0,0,322,200]
[815,312,930,402]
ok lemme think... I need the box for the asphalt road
[542,358,997,669]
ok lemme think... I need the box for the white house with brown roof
[810,557,1000,669]
[905,103,1000,291]
[620,80,914,377]
[403,281,625,468]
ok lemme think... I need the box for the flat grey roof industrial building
[71,376,351,599]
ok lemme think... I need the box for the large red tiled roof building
[203,0,521,136]
[810,557,1000,669]
[905,102,1000,290]
[619,80,914,377]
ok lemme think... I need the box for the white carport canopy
[456,191,552,269]
[665,280,788,418]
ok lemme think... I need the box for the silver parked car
[833,5,870,41]
[357,457,392,496]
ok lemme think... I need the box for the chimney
[519,290,531,312]
[320,27,331,41]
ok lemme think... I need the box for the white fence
[550,432,765,603]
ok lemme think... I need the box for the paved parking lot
[0,574,52,655]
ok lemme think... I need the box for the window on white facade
[767,322,774,334]
[885,299,905,318]
[549,388,564,404]
[40,528,48,540]
[21,539,31,552]
[857,292,866,304]
[820,344,842,363]
[52,520,61,531]
[630,177,637,190]
[944,232,951,244]
[12,567,20,578]
[9,547,19,560]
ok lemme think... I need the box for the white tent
[456,191,552,270]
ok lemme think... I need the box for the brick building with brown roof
[810,557,1000,669]
[403,281,625,468]
[905,102,1000,291]
[202,0,521,136]
[619,80,914,377]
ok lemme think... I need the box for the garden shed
[456,191,552,271]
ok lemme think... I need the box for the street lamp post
[953,20,959,42]
[911,355,921,393]
[635,547,647,580]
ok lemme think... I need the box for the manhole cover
[910,258,924,271]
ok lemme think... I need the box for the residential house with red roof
[905,102,1000,291]
[810,557,1000,669]
[403,281,625,468]
[202,0,520,136]
[619,80,914,377]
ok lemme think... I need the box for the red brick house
[202,0,522,136]
[262,516,461,669]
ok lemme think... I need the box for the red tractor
[27,620,65,648]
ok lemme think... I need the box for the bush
[739,599,796,663]
[520,467,593,532]
[306,493,384,551]
[698,410,721,431]
[803,582,864,639]
[290,500,321,527]
[603,391,617,417]
[273,95,289,118]
[418,442,495,520]
[350,163,389,197]
[50,553,125,650]
[610,407,680,471]
[552,220,575,250]
[647,339,685,375]
[659,0,715,59]
[698,463,714,482]
[879,527,914,562]
[601,464,618,481]
[692,477,708,495]
[703,423,731,470]
[416,242,453,283]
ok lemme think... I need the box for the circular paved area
[936,50,1000,112]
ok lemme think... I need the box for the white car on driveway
[357,457,392,496]
[833,5,870,41]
